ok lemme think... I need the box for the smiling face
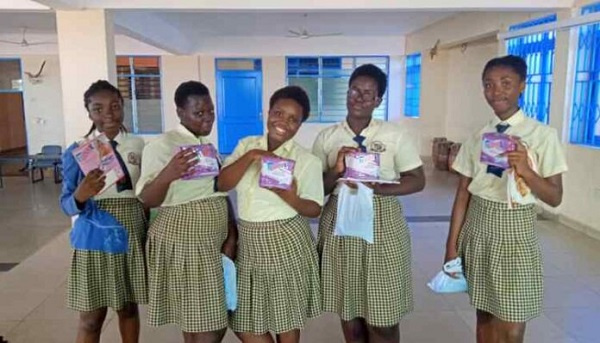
[482,65,525,120]
[267,98,304,148]
[87,90,124,137]
[177,94,215,136]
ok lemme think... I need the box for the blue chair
[30,145,62,183]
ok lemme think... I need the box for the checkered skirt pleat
[318,195,413,327]
[458,195,542,322]
[146,196,229,332]
[230,215,322,334]
[67,198,148,312]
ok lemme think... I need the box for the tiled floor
[1,166,600,342]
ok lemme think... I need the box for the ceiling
[0,0,561,55]
[158,11,455,37]
[0,12,56,34]
[0,10,455,36]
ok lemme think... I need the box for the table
[0,154,62,188]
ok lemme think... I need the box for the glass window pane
[122,99,134,132]
[135,76,162,133]
[288,77,319,121]
[216,59,257,71]
[0,60,22,91]
[133,57,160,75]
[287,56,389,122]
[117,76,134,131]
[322,77,348,122]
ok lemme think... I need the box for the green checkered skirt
[67,198,148,312]
[318,195,413,327]
[146,196,229,332]
[230,215,321,334]
[458,195,541,322]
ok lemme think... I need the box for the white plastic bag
[334,183,375,244]
[507,150,538,209]
[222,255,237,311]
[427,257,468,294]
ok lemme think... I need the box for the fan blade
[0,39,22,45]
[308,33,343,38]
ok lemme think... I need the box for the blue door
[216,68,263,154]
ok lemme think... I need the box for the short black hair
[269,85,311,122]
[174,81,210,108]
[83,80,125,137]
[482,55,527,81]
[83,80,123,110]
[349,64,388,98]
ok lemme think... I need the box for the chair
[30,145,63,184]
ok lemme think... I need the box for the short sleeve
[311,131,329,172]
[536,128,568,178]
[452,137,476,178]
[135,140,171,197]
[393,130,423,173]
[223,137,252,167]
[296,154,325,206]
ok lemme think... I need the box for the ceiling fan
[286,29,343,39]
[0,27,56,47]
[285,14,342,39]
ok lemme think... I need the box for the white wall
[198,55,219,145]
[407,8,600,236]
[196,34,406,150]
[0,33,170,56]
[545,6,600,235]
[21,55,65,153]
[405,11,549,155]
[561,145,600,238]
[444,41,498,143]
[194,36,405,56]
[159,55,199,133]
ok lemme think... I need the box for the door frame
[0,57,28,155]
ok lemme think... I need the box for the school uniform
[312,119,422,327]
[226,136,323,334]
[60,131,148,312]
[136,124,229,332]
[452,110,568,322]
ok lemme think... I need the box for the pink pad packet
[72,133,125,194]
[480,132,517,169]
[259,156,295,190]
[343,152,380,181]
[176,144,220,180]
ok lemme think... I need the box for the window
[0,59,22,92]
[571,4,600,147]
[404,53,421,118]
[286,56,389,122]
[507,14,557,124]
[117,56,163,134]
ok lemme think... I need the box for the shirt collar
[260,135,294,154]
[94,130,125,144]
[342,118,381,137]
[491,109,526,127]
[176,123,208,142]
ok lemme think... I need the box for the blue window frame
[570,4,600,147]
[507,14,557,124]
[286,56,389,123]
[404,53,421,118]
[116,56,163,134]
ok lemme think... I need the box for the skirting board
[536,204,600,241]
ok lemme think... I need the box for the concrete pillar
[56,9,116,145]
